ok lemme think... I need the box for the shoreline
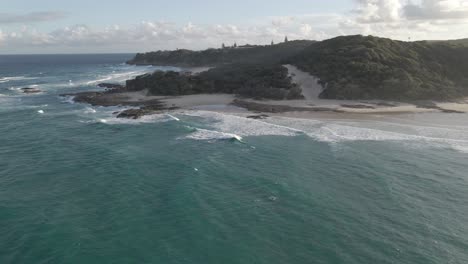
[61,63,468,119]
[62,88,468,120]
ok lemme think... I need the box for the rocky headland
[64,35,468,119]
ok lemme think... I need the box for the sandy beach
[68,65,468,119]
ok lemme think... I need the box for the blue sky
[1,0,468,54]
[2,0,351,29]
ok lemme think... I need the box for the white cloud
[271,16,296,27]
[355,0,402,23]
[300,23,313,36]
[1,1,468,53]
[0,17,338,53]
[404,0,468,20]
[347,0,468,40]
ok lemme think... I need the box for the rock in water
[21,88,42,94]
[97,83,124,89]
[247,114,269,120]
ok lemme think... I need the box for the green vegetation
[433,38,468,47]
[127,40,314,67]
[126,64,303,100]
[128,35,468,101]
[290,35,468,100]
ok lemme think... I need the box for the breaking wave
[180,111,468,153]
[185,128,244,142]
[0,76,37,83]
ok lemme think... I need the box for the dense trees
[126,64,303,100]
[289,35,468,100]
[127,40,314,67]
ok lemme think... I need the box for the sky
[0,0,468,54]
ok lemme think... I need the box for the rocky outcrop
[66,92,121,107]
[247,114,269,120]
[98,83,125,89]
[116,105,179,119]
[341,104,376,109]
[232,99,343,113]
[60,90,181,119]
[414,101,465,113]
[21,87,42,94]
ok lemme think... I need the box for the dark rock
[97,83,124,89]
[116,104,178,119]
[439,109,465,114]
[414,100,439,109]
[116,109,146,119]
[232,99,342,113]
[376,102,397,107]
[67,92,118,107]
[341,104,376,109]
[21,87,42,94]
[413,100,465,113]
[247,114,269,120]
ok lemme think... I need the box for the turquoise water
[1,54,468,264]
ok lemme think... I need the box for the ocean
[1,54,468,264]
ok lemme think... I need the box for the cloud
[403,0,468,20]
[0,11,67,24]
[346,0,468,40]
[0,16,340,53]
[1,2,468,53]
[354,0,402,23]
[353,0,468,21]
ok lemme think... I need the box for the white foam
[61,95,75,104]
[0,76,37,83]
[450,144,468,154]
[166,114,180,121]
[83,107,97,114]
[185,128,243,141]
[96,113,173,125]
[182,111,300,139]
[84,71,146,86]
[269,116,468,153]
[37,110,44,114]
[180,111,468,153]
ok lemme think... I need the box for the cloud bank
[1,1,468,53]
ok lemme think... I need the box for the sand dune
[285,64,323,100]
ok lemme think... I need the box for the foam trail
[181,111,468,153]
[86,76,112,85]
[0,76,37,83]
[83,107,97,114]
[186,128,244,142]
[61,95,75,104]
[95,113,174,125]
[166,114,180,121]
[84,71,144,86]
[182,111,301,138]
